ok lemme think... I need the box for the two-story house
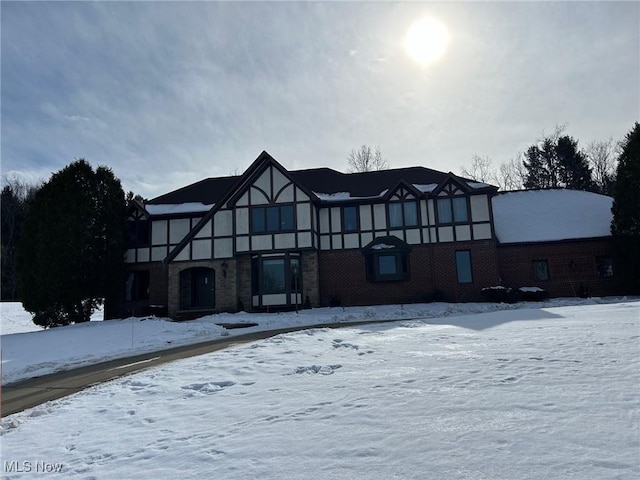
[111,151,626,319]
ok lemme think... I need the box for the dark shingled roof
[147,176,240,205]
[148,166,455,205]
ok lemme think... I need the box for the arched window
[179,267,215,310]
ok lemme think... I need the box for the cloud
[2,1,638,199]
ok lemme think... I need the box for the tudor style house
[111,151,628,319]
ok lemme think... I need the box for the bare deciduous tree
[585,138,618,195]
[347,145,388,173]
[459,154,526,191]
[497,155,527,191]
[460,155,496,184]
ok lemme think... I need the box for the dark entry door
[180,267,215,310]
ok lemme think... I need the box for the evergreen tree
[1,178,39,300]
[17,160,127,327]
[523,132,595,190]
[611,122,640,292]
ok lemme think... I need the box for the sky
[2,1,638,200]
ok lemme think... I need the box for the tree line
[2,123,639,326]
[459,126,619,195]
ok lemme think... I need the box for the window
[532,260,550,281]
[437,197,468,224]
[363,237,411,282]
[252,205,295,233]
[262,258,286,294]
[388,201,418,228]
[179,267,215,310]
[596,257,614,278]
[127,219,150,247]
[125,271,150,301]
[342,206,359,232]
[455,250,473,283]
[252,255,302,297]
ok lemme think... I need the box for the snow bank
[492,189,613,243]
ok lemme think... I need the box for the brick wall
[168,259,237,318]
[106,263,168,319]
[318,241,501,306]
[497,237,630,297]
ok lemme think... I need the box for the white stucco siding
[272,168,289,197]
[254,169,271,196]
[319,209,330,234]
[276,184,294,203]
[298,232,312,248]
[214,210,233,237]
[473,223,492,240]
[360,232,373,246]
[331,207,341,233]
[236,192,249,207]
[152,220,168,245]
[296,203,311,230]
[274,233,296,249]
[427,200,436,226]
[456,225,472,242]
[470,195,490,222]
[125,249,136,263]
[169,218,190,244]
[406,229,421,245]
[343,233,359,249]
[174,244,190,262]
[137,248,150,263]
[359,205,372,230]
[251,235,273,250]
[296,187,309,202]
[214,238,233,258]
[236,236,249,252]
[151,246,167,261]
[192,239,212,260]
[420,200,428,225]
[438,226,454,242]
[236,208,249,235]
[195,220,211,238]
[373,204,386,230]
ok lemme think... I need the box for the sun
[404,17,449,66]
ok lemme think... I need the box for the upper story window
[437,197,468,224]
[342,206,359,232]
[388,201,418,228]
[127,219,150,247]
[252,205,295,234]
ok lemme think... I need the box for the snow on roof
[413,183,439,193]
[313,190,389,202]
[468,181,493,189]
[145,203,213,216]
[370,243,396,250]
[492,189,613,243]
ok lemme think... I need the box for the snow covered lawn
[1,298,617,385]
[1,300,638,479]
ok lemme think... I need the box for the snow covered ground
[0,298,632,385]
[1,299,639,479]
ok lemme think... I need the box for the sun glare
[404,17,449,66]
